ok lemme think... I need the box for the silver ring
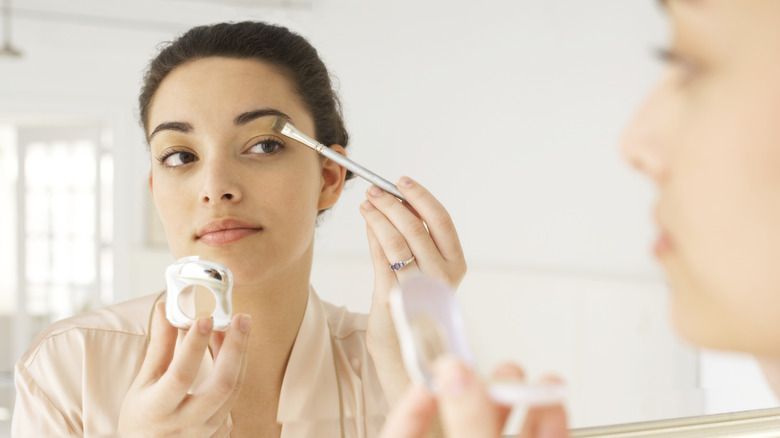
[390,255,415,271]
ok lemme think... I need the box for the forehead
[663,0,780,42]
[148,57,308,128]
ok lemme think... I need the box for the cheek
[667,78,780,351]
[264,159,323,221]
[151,173,194,252]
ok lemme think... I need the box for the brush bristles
[270,117,288,133]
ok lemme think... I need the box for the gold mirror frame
[567,408,780,437]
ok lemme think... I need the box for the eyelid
[655,47,703,83]
[156,147,196,167]
[656,47,695,65]
[245,135,286,154]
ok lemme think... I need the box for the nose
[199,156,242,205]
[620,79,673,182]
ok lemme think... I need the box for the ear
[318,144,348,210]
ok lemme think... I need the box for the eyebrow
[234,108,292,126]
[148,108,292,141]
[148,121,193,140]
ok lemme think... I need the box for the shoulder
[13,294,161,436]
[18,293,161,368]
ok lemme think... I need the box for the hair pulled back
[139,21,353,180]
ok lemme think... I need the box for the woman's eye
[656,48,702,86]
[248,138,285,155]
[160,150,197,167]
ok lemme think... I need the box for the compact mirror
[390,275,566,406]
[165,256,233,331]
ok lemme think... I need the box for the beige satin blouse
[12,288,388,437]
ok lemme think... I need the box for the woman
[12,22,465,437]
[380,0,780,436]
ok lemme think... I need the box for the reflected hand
[117,301,251,437]
[379,357,569,438]
[360,176,467,404]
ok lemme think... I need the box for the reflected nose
[199,157,242,204]
[620,80,671,182]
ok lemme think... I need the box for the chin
[671,298,780,356]
[670,294,729,350]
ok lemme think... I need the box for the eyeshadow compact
[165,256,233,331]
[389,275,567,406]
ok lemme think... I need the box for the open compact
[389,275,566,406]
[165,256,233,331]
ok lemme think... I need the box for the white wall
[1,0,776,433]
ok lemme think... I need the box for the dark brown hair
[139,21,353,181]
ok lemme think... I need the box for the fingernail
[198,317,213,334]
[368,186,383,197]
[361,200,375,210]
[398,176,413,188]
[239,314,252,334]
[434,355,472,396]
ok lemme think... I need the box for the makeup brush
[271,117,406,202]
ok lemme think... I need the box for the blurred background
[0,0,777,435]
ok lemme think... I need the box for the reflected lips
[653,231,673,258]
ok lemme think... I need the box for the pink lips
[653,209,674,258]
[653,232,673,258]
[197,218,262,246]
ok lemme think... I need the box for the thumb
[434,355,503,438]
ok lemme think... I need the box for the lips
[653,208,674,258]
[196,218,262,245]
[653,232,673,258]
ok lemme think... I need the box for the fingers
[378,385,437,438]
[395,176,464,266]
[365,225,397,288]
[520,405,568,438]
[360,176,465,285]
[136,301,179,385]
[156,316,214,399]
[361,190,427,280]
[491,362,526,429]
[520,376,569,438]
[434,356,503,438]
[191,313,252,420]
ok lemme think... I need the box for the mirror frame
[567,407,780,437]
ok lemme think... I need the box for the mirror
[0,0,777,435]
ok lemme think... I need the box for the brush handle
[278,121,406,201]
[317,146,406,201]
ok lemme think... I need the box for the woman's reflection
[12,21,465,437]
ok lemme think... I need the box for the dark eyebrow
[234,108,292,126]
[148,121,193,140]
[148,108,291,141]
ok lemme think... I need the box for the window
[0,122,113,426]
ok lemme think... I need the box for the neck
[229,241,314,398]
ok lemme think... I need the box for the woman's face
[622,0,780,355]
[147,57,344,285]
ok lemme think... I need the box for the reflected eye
[159,150,197,167]
[656,48,702,87]
[248,138,285,155]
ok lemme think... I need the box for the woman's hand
[360,176,467,404]
[117,301,252,437]
[379,357,569,438]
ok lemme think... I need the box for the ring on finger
[390,255,415,272]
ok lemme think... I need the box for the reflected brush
[271,117,406,202]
